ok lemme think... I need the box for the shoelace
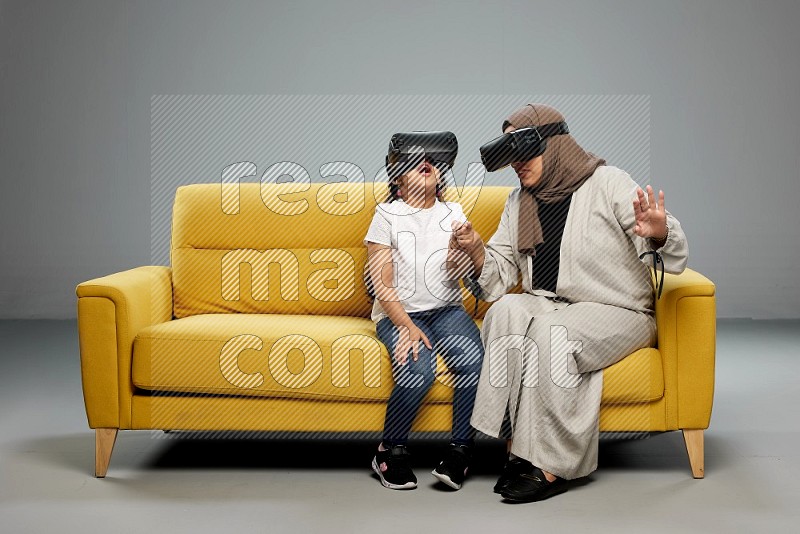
[639,250,665,299]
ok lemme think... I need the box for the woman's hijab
[505,103,605,256]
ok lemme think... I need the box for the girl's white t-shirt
[363,199,468,323]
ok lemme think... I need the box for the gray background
[1,0,798,319]
[149,94,652,265]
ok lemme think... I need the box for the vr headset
[479,121,569,172]
[385,131,458,180]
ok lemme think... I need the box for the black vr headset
[385,131,458,180]
[479,121,569,172]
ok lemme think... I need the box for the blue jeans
[376,305,484,447]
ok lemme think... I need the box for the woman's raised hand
[633,185,668,240]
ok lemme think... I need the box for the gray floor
[1,319,798,533]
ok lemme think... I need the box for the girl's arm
[366,242,414,328]
[366,242,432,363]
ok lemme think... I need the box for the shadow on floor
[144,434,507,474]
[7,428,727,478]
[0,430,735,502]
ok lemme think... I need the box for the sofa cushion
[133,313,455,403]
[602,348,664,404]
[132,314,664,405]
[170,183,511,319]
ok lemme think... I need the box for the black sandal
[493,457,535,494]
[500,466,569,502]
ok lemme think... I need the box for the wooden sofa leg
[95,428,118,478]
[682,429,704,479]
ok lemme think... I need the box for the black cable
[638,250,665,299]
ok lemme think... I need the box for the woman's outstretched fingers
[636,187,648,212]
[647,185,657,211]
[659,189,665,211]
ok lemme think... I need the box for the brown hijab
[504,104,605,256]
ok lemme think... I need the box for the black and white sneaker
[431,444,471,490]
[372,444,417,490]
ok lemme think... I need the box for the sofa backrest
[171,182,513,319]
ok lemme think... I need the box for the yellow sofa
[76,182,716,478]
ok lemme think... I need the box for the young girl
[363,131,484,490]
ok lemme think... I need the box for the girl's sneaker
[431,444,471,490]
[372,444,417,489]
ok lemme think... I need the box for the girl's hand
[394,322,432,365]
[450,220,483,257]
[633,185,668,240]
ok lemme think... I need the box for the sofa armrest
[76,266,173,428]
[654,268,716,430]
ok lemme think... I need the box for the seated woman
[451,103,688,502]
